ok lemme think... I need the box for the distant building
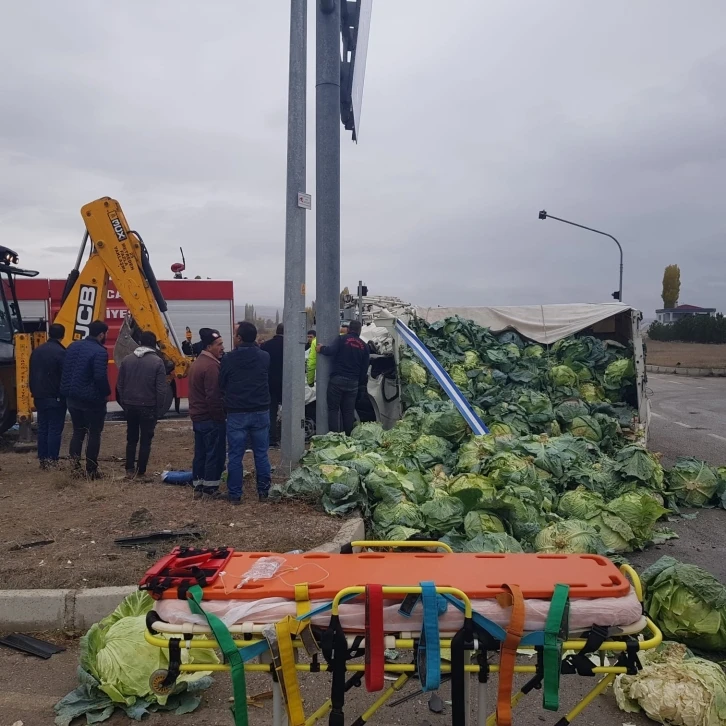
[655,304,717,324]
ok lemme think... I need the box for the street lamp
[538,210,624,302]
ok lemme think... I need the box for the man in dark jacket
[29,323,67,468]
[116,330,168,480]
[60,320,110,478]
[317,319,370,435]
[188,329,226,498]
[219,321,271,504]
[260,323,283,448]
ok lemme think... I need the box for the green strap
[187,585,248,726]
[543,584,570,712]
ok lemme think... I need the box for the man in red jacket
[188,329,226,498]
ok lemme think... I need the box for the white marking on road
[708,433,726,443]
[673,421,693,429]
[651,411,665,419]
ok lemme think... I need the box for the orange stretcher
[142,543,661,726]
[148,549,631,601]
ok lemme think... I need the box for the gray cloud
[1,0,725,320]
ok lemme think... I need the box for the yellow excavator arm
[54,197,190,380]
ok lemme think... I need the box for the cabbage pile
[272,317,726,555]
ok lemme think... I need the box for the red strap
[364,584,385,692]
[496,583,525,726]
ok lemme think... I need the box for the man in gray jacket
[116,330,168,480]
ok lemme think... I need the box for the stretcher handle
[350,540,454,553]
[619,564,643,603]
[331,586,472,617]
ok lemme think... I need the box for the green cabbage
[587,510,636,553]
[385,525,422,542]
[603,358,635,389]
[578,383,604,403]
[419,496,465,534]
[534,520,604,554]
[448,364,468,388]
[614,642,726,726]
[456,435,497,473]
[400,358,427,385]
[523,344,544,358]
[642,556,726,652]
[555,399,590,425]
[373,500,425,533]
[615,445,665,490]
[70,592,217,717]
[550,365,578,387]
[569,415,602,442]
[607,491,668,547]
[464,510,505,538]
[463,351,482,370]
[443,532,524,553]
[350,422,384,448]
[668,458,719,507]
[557,487,605,520]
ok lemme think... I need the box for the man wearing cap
[188,329,226,498]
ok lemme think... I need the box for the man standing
[60,320,110,478]
[317,319,370,435]
[220,322,272,504]
[29,323,67,469]
[261,323,283,448]
[188,329,226,498]
[306,329,316,351]
[116,330,167,480]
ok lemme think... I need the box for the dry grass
[0,420,343,589]
[646,339,726,368]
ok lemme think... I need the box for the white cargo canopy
[410,303,634,345]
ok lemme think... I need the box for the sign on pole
[340,0,373,142]
[297,192,312,209]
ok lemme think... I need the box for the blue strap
[238,638,270,662]
[441,593,545,647]
[418,581,441,691]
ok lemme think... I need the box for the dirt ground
[0,420,342,590]
[646,338,726,368]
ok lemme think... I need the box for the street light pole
[538,211,623,302]
[315,0,341,434]
[280,0,308,470]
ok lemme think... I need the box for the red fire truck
[14,278,235,401]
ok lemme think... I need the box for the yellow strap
[295,583,310,617]
[275,616,306,726]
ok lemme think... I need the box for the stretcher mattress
[154,587,643,634]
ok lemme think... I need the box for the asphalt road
[647,373,726,465]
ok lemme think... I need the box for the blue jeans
[192,420,226,486]
[36,398,66,462]
[227,411,272,500]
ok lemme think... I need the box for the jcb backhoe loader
[5,197,190,447]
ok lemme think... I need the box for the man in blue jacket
[317,319,370,435]
[60,320,111,478]
[219,321,271,504]
[29,323,67,469]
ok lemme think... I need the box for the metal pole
[280,0,307,470]
[539,212,624,301]
[357,280,363,321]
[315,0,341,434]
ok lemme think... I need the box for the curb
[0,515,366,633]
[646,364,726,377]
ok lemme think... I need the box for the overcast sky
[2,1,725,317]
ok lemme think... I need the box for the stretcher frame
[143,542,662,726]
